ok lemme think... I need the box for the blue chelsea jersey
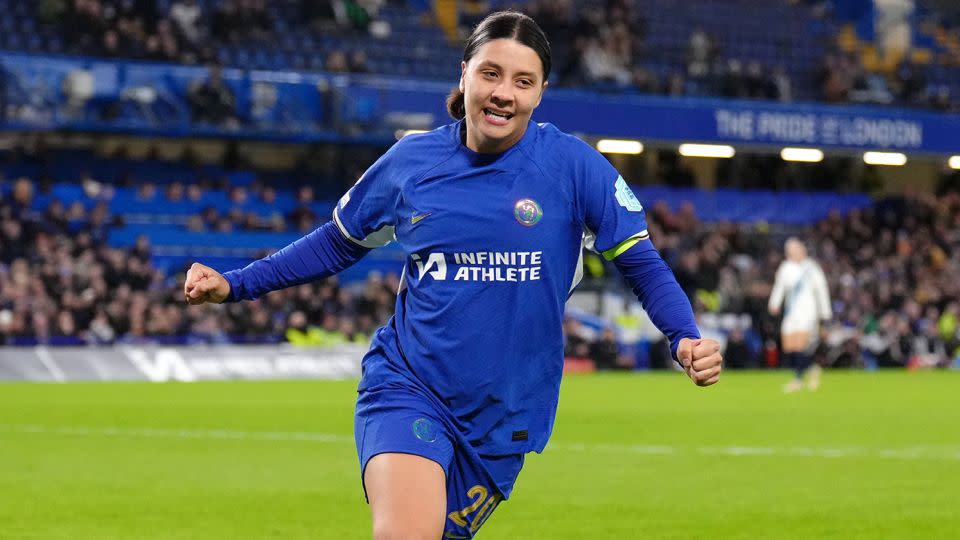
[336,120,649,456]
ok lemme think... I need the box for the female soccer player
[769,237,832,392]
[184,11,722,539]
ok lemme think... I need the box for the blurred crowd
[462,0,959,111]
[817,51,955,111]
[522,0,794,103]
[134,180,325,234]
[7,1,945,113]
[0,175,397,346]
[48,0,270,64]
[633,185,960,370]
[42,0,388,69]
[5,163,960,372]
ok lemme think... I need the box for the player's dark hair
[446,11,551,120]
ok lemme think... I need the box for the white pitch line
[1,424,958,461]
[550,441,960,461]
[0,424,353,444]
[33,347,66,383]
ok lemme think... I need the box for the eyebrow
[477,60,539,80]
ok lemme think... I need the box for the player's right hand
[183,262,230,305]
[677,337,722,387]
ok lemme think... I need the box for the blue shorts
[355,384,525,539]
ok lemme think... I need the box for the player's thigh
[783,331,811,352]
[365,452,447,540]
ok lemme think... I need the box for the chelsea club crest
[514,198,542,227]
[412,418,437,443]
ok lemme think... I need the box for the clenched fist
[677,338,722,387]
[183,262,231,305]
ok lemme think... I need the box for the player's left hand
[677,338,722,387]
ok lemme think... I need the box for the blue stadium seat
[4,33,23,50]
[289,53,307,70]
[216,47,232,66]
[280,35,297,52]
[46,35,63,53]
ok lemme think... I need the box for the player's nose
[490,82,513,104]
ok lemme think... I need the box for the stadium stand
[2,0,960,372]
[0,1,956,108]
[3,144,960,371]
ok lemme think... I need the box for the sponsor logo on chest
[412,251,543,282]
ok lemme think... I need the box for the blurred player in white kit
[769,238,832,392]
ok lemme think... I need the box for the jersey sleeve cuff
[221,269,243,303]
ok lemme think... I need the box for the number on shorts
[447,484,503,534]
[447,485,488,528]
[469,492,502,533]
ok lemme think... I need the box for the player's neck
[462,121,525,154]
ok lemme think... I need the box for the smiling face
[460,38,548,154]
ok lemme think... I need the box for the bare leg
[365,452,447,540]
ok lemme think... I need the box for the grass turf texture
[1,371,958,539]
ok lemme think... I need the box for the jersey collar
[452,118,538,166]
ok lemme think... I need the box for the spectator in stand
[894,59,927,106]
[348,50,370,74]
[666,71,686,97]
[744,61,775,100]
[187,64,238,126]
[302,0,340,34]
[719,59,748,99]
[590,327,632,370]
[212,0,240,43]
[817,53,846,102]
[325,50,350,73]
[771,66,792,102]
[563,317,591,359]
[631,66,660,94]
[287,185,319,233]
[100,29,123,57]
[687,27,714,80]
[528,0,575,46]
[285,309,320,345]
[155,18,182,62]
[929,85,953,112]
[234,0,273,42]
[170,0,203,45]
[722,327,756,369]
[165,181,185,203]
[580,35,631,87]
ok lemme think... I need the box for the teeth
[485,109,510,118]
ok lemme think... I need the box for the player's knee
[372,521,442,540]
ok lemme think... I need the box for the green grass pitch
[1,371,958,539]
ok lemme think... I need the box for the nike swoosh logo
[411,212,432,225]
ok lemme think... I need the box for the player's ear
[459,61,466,93]
[533,80,548,109]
